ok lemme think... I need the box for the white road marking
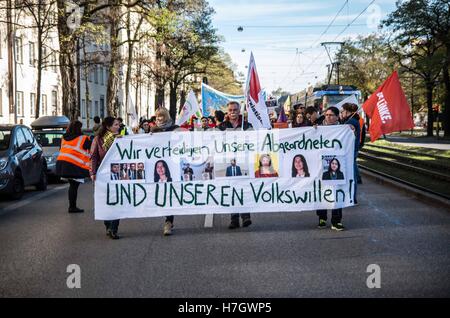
[0,184,69,215]
[204,214,214,228]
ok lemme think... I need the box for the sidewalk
[384,136,450,150]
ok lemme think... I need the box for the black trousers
[231,213,251,222]
[316,209,342,224]
[104,220,120,232]
[68,179,80,209]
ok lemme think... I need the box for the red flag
[362,71,414,142]
[245,52,271,129]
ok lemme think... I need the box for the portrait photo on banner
[253,153,279,178]
[180,156,215,181]
[150,159,179,183]
[280,153,315,178]
[110,162,146,182]
[214,154,250,179]
[321,155,346,184]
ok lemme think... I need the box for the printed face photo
[253,153,279,178]
[321,155,346,183]
[154,160,172,183]
[110,163,121,181]
[180,157,215,181]
[214,155,250,179]
[110,162,145,181]
[291,154,310,178]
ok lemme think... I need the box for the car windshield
[35,132,64,147]
[0,130,12,150]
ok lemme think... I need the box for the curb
[360,168,450,210]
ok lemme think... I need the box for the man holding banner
[218,101,253,229]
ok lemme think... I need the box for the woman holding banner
[151,107,179,236]
[316,106,345,231]
[90,117,122,239]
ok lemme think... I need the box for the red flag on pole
[245,52,271,129]
[362,71,414,142]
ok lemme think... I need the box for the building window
[0,89,3,116]
[30,93,36,117]
[42,94,47,116]
[29,42,36,67]
[94,101,99,117]
[94,65,98,84]
[100,96,105,118]
[51,52,57,72]
[15,37,23,64]
[16,91,24,116]
[99,66,104,85]
[81,99,86,119]
[42,46,47,69]
[51,90,57,115]
[88,100,92,118]
[88,68,92,82]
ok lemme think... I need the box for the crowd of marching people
[55,101,366,240]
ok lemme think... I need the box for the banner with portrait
[94,126,356,220]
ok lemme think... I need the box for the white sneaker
[163,221,173,236]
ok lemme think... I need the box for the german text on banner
[94,126,355,220]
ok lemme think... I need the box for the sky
[208,0,398,96]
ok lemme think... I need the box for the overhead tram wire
[296,1,377,92]
[332,0,376,41]
[273,0,349,90]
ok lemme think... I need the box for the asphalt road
[0,177,449,297]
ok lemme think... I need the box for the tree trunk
[6,0,14,119]
[154,35,165,111]
[35,27,43,118]
[82,36,90,128]
[106,0,121,117]
[56,0,78,118]
[426,82,434,137]
[169,83,177,121]
[442,50,450,137]
[180,89,186,110]
[124,8,132,124]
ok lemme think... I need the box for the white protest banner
[94,126,355,220]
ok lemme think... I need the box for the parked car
[31,116,69,180]
[0,125,48,199]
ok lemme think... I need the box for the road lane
[0,177,449,297]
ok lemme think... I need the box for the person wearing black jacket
[56,120,92,213]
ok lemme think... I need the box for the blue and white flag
[201,83,245,117]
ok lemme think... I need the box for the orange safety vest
[57,135,91,171]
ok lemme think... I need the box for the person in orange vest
[56,120,92,213]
